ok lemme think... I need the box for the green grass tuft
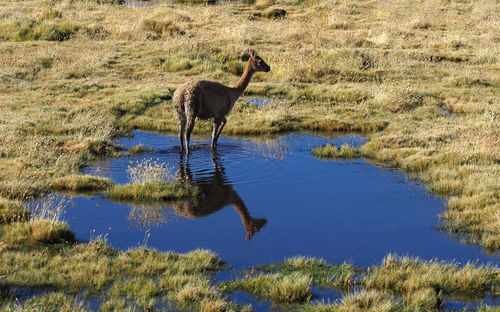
[51,175,114,193]
[312,144,365,159]
[337,290,399,312]
[17,22,80,41]
[142,18,183,38]
[221,272,312,303]
[8,292,88,312]
[0,198,29,224]
[363,254,500,308]
[3,220,75,245]
[127,144,146,155]
[254,256,361,288]
[107,182,199,202]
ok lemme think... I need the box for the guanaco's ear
[249,49,256,60]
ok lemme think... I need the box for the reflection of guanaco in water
[174,155,267,242]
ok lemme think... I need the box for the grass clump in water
[2,292,88,312]
[363,254,499,309]
[312,144,365,159]
[51,175,114,193]
[254,256,361,288]
[107,158,198,202]
[2,195,74,245]
[3,219,74,245]
[174,280,221,309]
[298,290,399,312]
[127,144,147,155]
[220,272,312,303]
[107,182,198,201]
[336,290,399,312]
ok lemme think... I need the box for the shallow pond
[64,130,499,270]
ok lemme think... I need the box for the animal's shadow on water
[125,153,267,242]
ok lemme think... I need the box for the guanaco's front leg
[215,118,226,144]
[211,122,220,150]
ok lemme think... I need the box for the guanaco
[173,50,271,154]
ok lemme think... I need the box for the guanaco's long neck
[231,60,255,99]
[232,200,253,233]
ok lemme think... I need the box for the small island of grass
[312,144,365,159]
[106,158,199,202]
[107,181,199,202]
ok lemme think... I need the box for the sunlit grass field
[0,0,499,310]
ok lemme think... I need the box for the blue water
[61,130,500,270]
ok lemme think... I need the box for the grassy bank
[0,0,499,310]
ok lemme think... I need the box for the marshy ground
[0,0,499,310]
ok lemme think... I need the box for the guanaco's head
[249,49,270,72]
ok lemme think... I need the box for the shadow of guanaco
[173,49,271,154]
[174,154,267,242]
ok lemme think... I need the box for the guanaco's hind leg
[185,116,196,154]
[177,113,186,152]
